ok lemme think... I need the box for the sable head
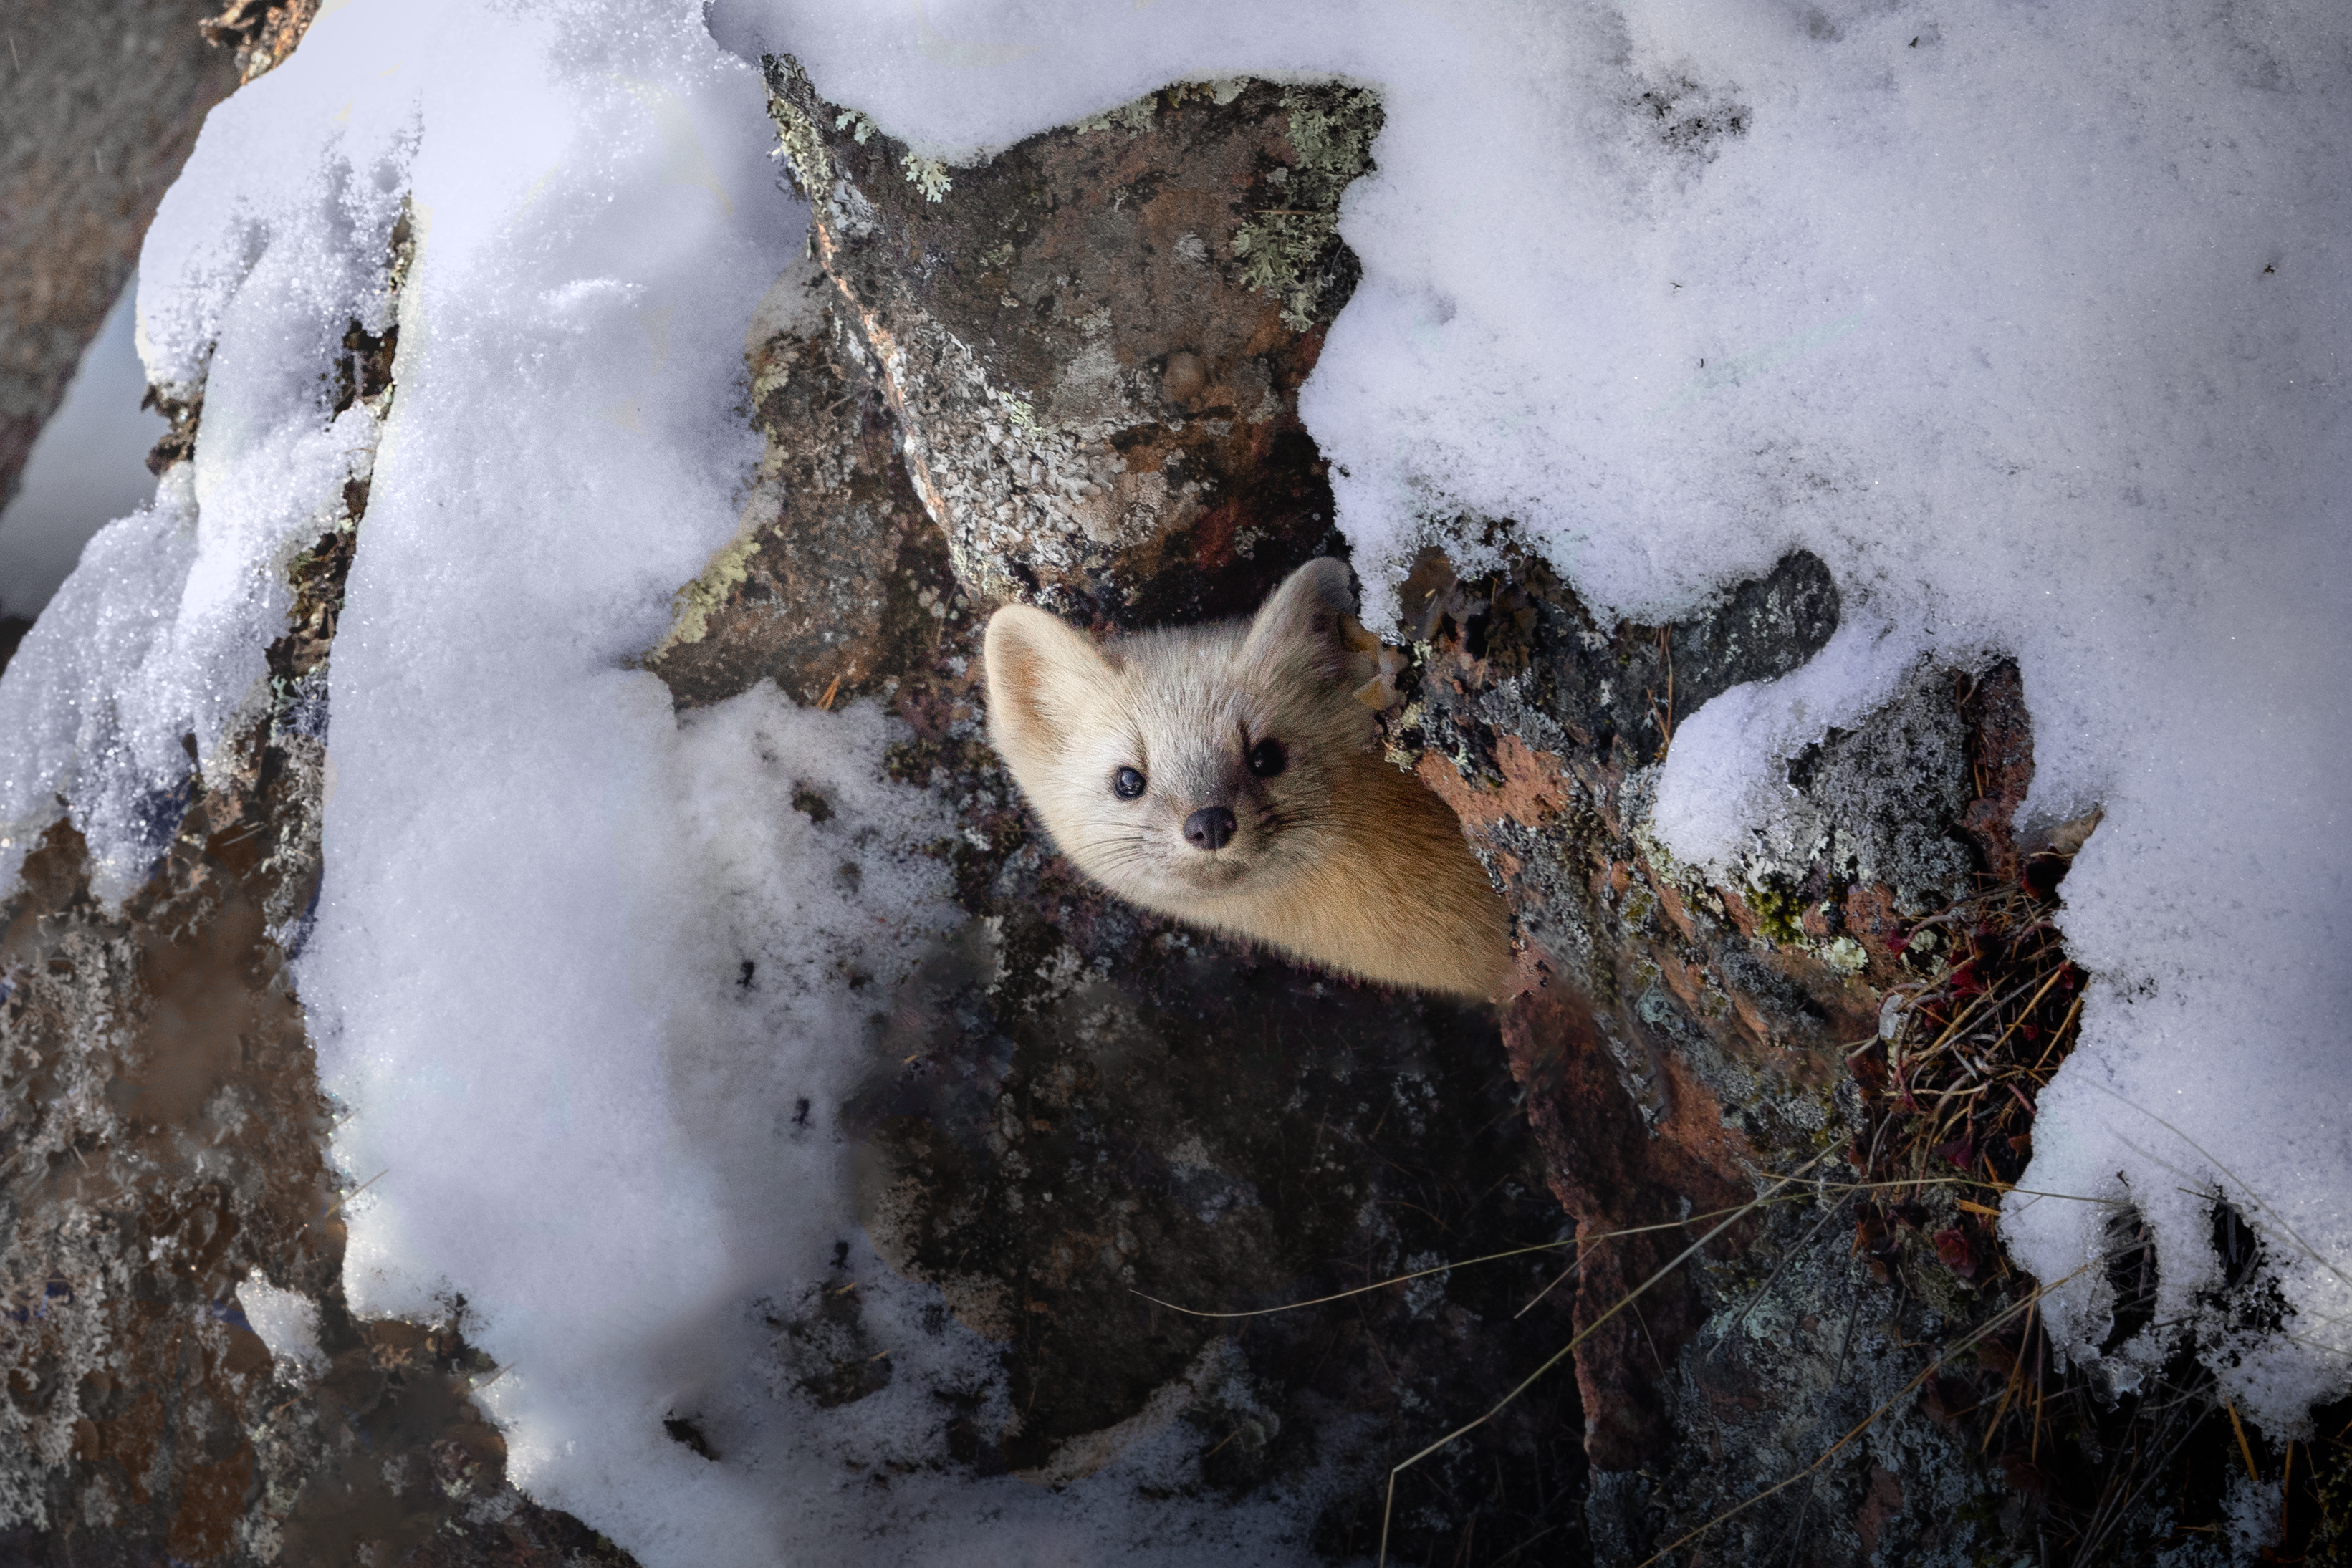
[983,558,1377,913]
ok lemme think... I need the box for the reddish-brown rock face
[1392,549,1861,1479]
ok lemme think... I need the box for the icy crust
[715,0,2352,1429]
[0,375,368,909]
[0,479,198,898]
[237,1276,329,1377]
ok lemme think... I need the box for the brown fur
[983,559,1514,1001]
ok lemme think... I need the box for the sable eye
[1112,766,1147,799]
[1247,739,1287,779]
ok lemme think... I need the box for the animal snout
[1183,806,1237,851]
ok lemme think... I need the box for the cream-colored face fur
[984,559,1375,914]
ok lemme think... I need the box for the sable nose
[1183,806,1237,851]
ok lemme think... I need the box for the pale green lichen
[766,87,833,202]
[1074,97,1158,137]
[1232,216,1334,332]
[1821,935,1868,974]
[996,392,1038,433]
[767,56,946,203]
[654,522,765,654]
[750,353,795,406]
[1232,84,1383,330]
[1074,79,1243,138]
[1285,87,1381,189]
[902,153,952,202]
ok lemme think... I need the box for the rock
[0,655,634,1562]
[195,0,322,82]
[1,19,2280,1560]
[647,259,953,713]
[762,60,1361,626]
[1393,547,1858,1474]
[0,106,636,1551]
[1772,663,1976,917]
[0,0,241,517]
[840,900,1579,1527]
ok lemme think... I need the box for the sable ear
[984,605,1113,769]
[1241,557,1360,681]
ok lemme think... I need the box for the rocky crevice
[685,60,2330,1568]
[656,69,1590,1557]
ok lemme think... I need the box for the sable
[984,558,1514,1001]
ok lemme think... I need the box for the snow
[0,473,201,898]
[0,0,2341,1556]
[0,278,167,622]
[237,1276,327,1377]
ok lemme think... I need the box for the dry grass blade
[299,1167,387,1233]
[1131,1242,1565,1320]
[1131,1206,1773,1321]
[2070,1403,2203,1565]
[1716,1191,1851,1348]
[2227,1400,2260,1485]
[1980,1295,2035,1454]
[459,1364,509,1395]
[1131,1175,2101,1327]
[1818,1176,2108,1206]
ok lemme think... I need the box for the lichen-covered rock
[647,259,954,713]
[1758,662,1977,917]
[196,0,322,82]
[763,61,1360,627]
[0,645,638,1564]
[845,908,1583,1516]
[1391,548,1863,1471]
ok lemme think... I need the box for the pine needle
[2228,1398,2260,1484]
